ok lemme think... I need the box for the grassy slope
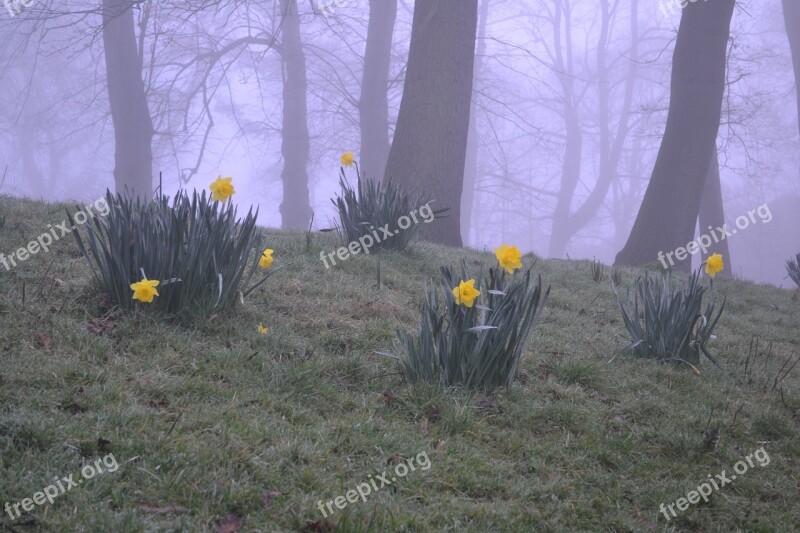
[0,196,798,533]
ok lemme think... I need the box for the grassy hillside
[1,196,799,532]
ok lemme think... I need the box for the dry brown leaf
[35,332,51,351]
[87,319,115,335]
[302,520,336,532]
[387,453,407,466]
[215,513,242,533]
[382,390,398,406]
[148,398,169,409]
[704,427,721,451]
[262,490,281,511]
[425,405,442,422]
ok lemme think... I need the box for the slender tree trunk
[550,0,640,257]
[102,0,153,199]
[359,0,397,182]
[548,0,581,258]
[698,148,731,277]
[18,125,44,197]
[784,0,800,137]
[279,0,312,229]
[461,0,490,245]
[614,0,735,270]
[47,133,63,200]
[383,0,480,246]
[549,108,583,257]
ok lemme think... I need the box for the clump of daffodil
[258,324,268,335]
[130,278,160,303]
[341,151,355,167]
[384,261,549,390]
[259,248,274,270]
[453,279,481,308]
[705,253,724,278]
[495,244,523,274]
[210,176,235,202]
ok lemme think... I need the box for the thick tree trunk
[383,0,479,246]
[359,0,397,182]
[614,0,735,270]
[102,0,153,199]
[461,0,490,245]
[279,0,313,230]
[784,0,800,137]
[698,148,731,277]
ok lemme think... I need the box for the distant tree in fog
[784,0,800,137]
[279,0,313,229]
[461,0,490,244]
[359,0,397,182]
[698,149,731,276]
[615,0,736,270]
[548,0,642,259]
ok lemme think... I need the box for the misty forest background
[0,0,798,285]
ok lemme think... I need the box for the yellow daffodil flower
[494,244,523,274]
[453,279,481,308]
[341,151,355,167]
[259,248,274,270]
[258,324,268,335]
[210,176,235,202]
[130,278,160,303]
[705,253,724,278]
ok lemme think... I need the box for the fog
[1,0,797,285]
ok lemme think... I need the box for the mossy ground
[1,196,798,532]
